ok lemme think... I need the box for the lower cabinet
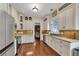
[21,35,34,44]
[45,35,71,56]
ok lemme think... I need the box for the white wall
[32,17,43,41]
[22,16,43,41]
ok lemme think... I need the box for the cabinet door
[22,35,34,43]
[51,38,55,48]
[23,21,29,30]
[55,38,61,54]
[65,5,75,30]
[0,4,8,12]
[29,21,33,30]
[6,14,14,46]
[48,37,52,47]
[59,10,66,30]
[61,45,70,56]
[9,16,14,43]
[0,11,6,50]
[45,36,48,44]
[60,40,70,56]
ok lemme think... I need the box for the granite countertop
[53,36,79,43]
[44,34,79,43]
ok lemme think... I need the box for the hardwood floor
[18,39,60,56]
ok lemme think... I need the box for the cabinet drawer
[61,40,70,46]
[61,45,70,56]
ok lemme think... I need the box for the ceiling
[13,3,64,18]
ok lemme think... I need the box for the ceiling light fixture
[32,6,38,12]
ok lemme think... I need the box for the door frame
[34,23,40,40]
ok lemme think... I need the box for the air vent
[59,3,71,11]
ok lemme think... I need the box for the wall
[32,17,43,40]
[22,16,43,41]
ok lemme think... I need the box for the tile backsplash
[60,30,79,40]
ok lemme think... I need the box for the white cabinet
[75,4,79,30]
[62,45,70,56]
[0,4,8,13]
[0,10,15,56]
[6,13,14,46]
[59,40,70,56]
[58,10,66,30]
[0,11,6,50]
[45,35,72,56]
[45,36,48,44]
[43,16,50,30]
[22,35,34,44]
[65,4,75,30]
[58,4,75,30]
[23,21,33,30]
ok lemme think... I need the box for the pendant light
[32,6,38,12]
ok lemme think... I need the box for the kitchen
[0,3,79,56]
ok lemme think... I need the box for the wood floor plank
[18,40,60,56]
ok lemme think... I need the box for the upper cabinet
[0,4,12,16]
[75,4,79,30]
[58,9,66,30]
[43,16,51,30]
[0,4,8,13]
[58,4,76,30]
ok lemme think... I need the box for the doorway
[34,25,40,41]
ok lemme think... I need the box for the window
[50,17,59,34]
